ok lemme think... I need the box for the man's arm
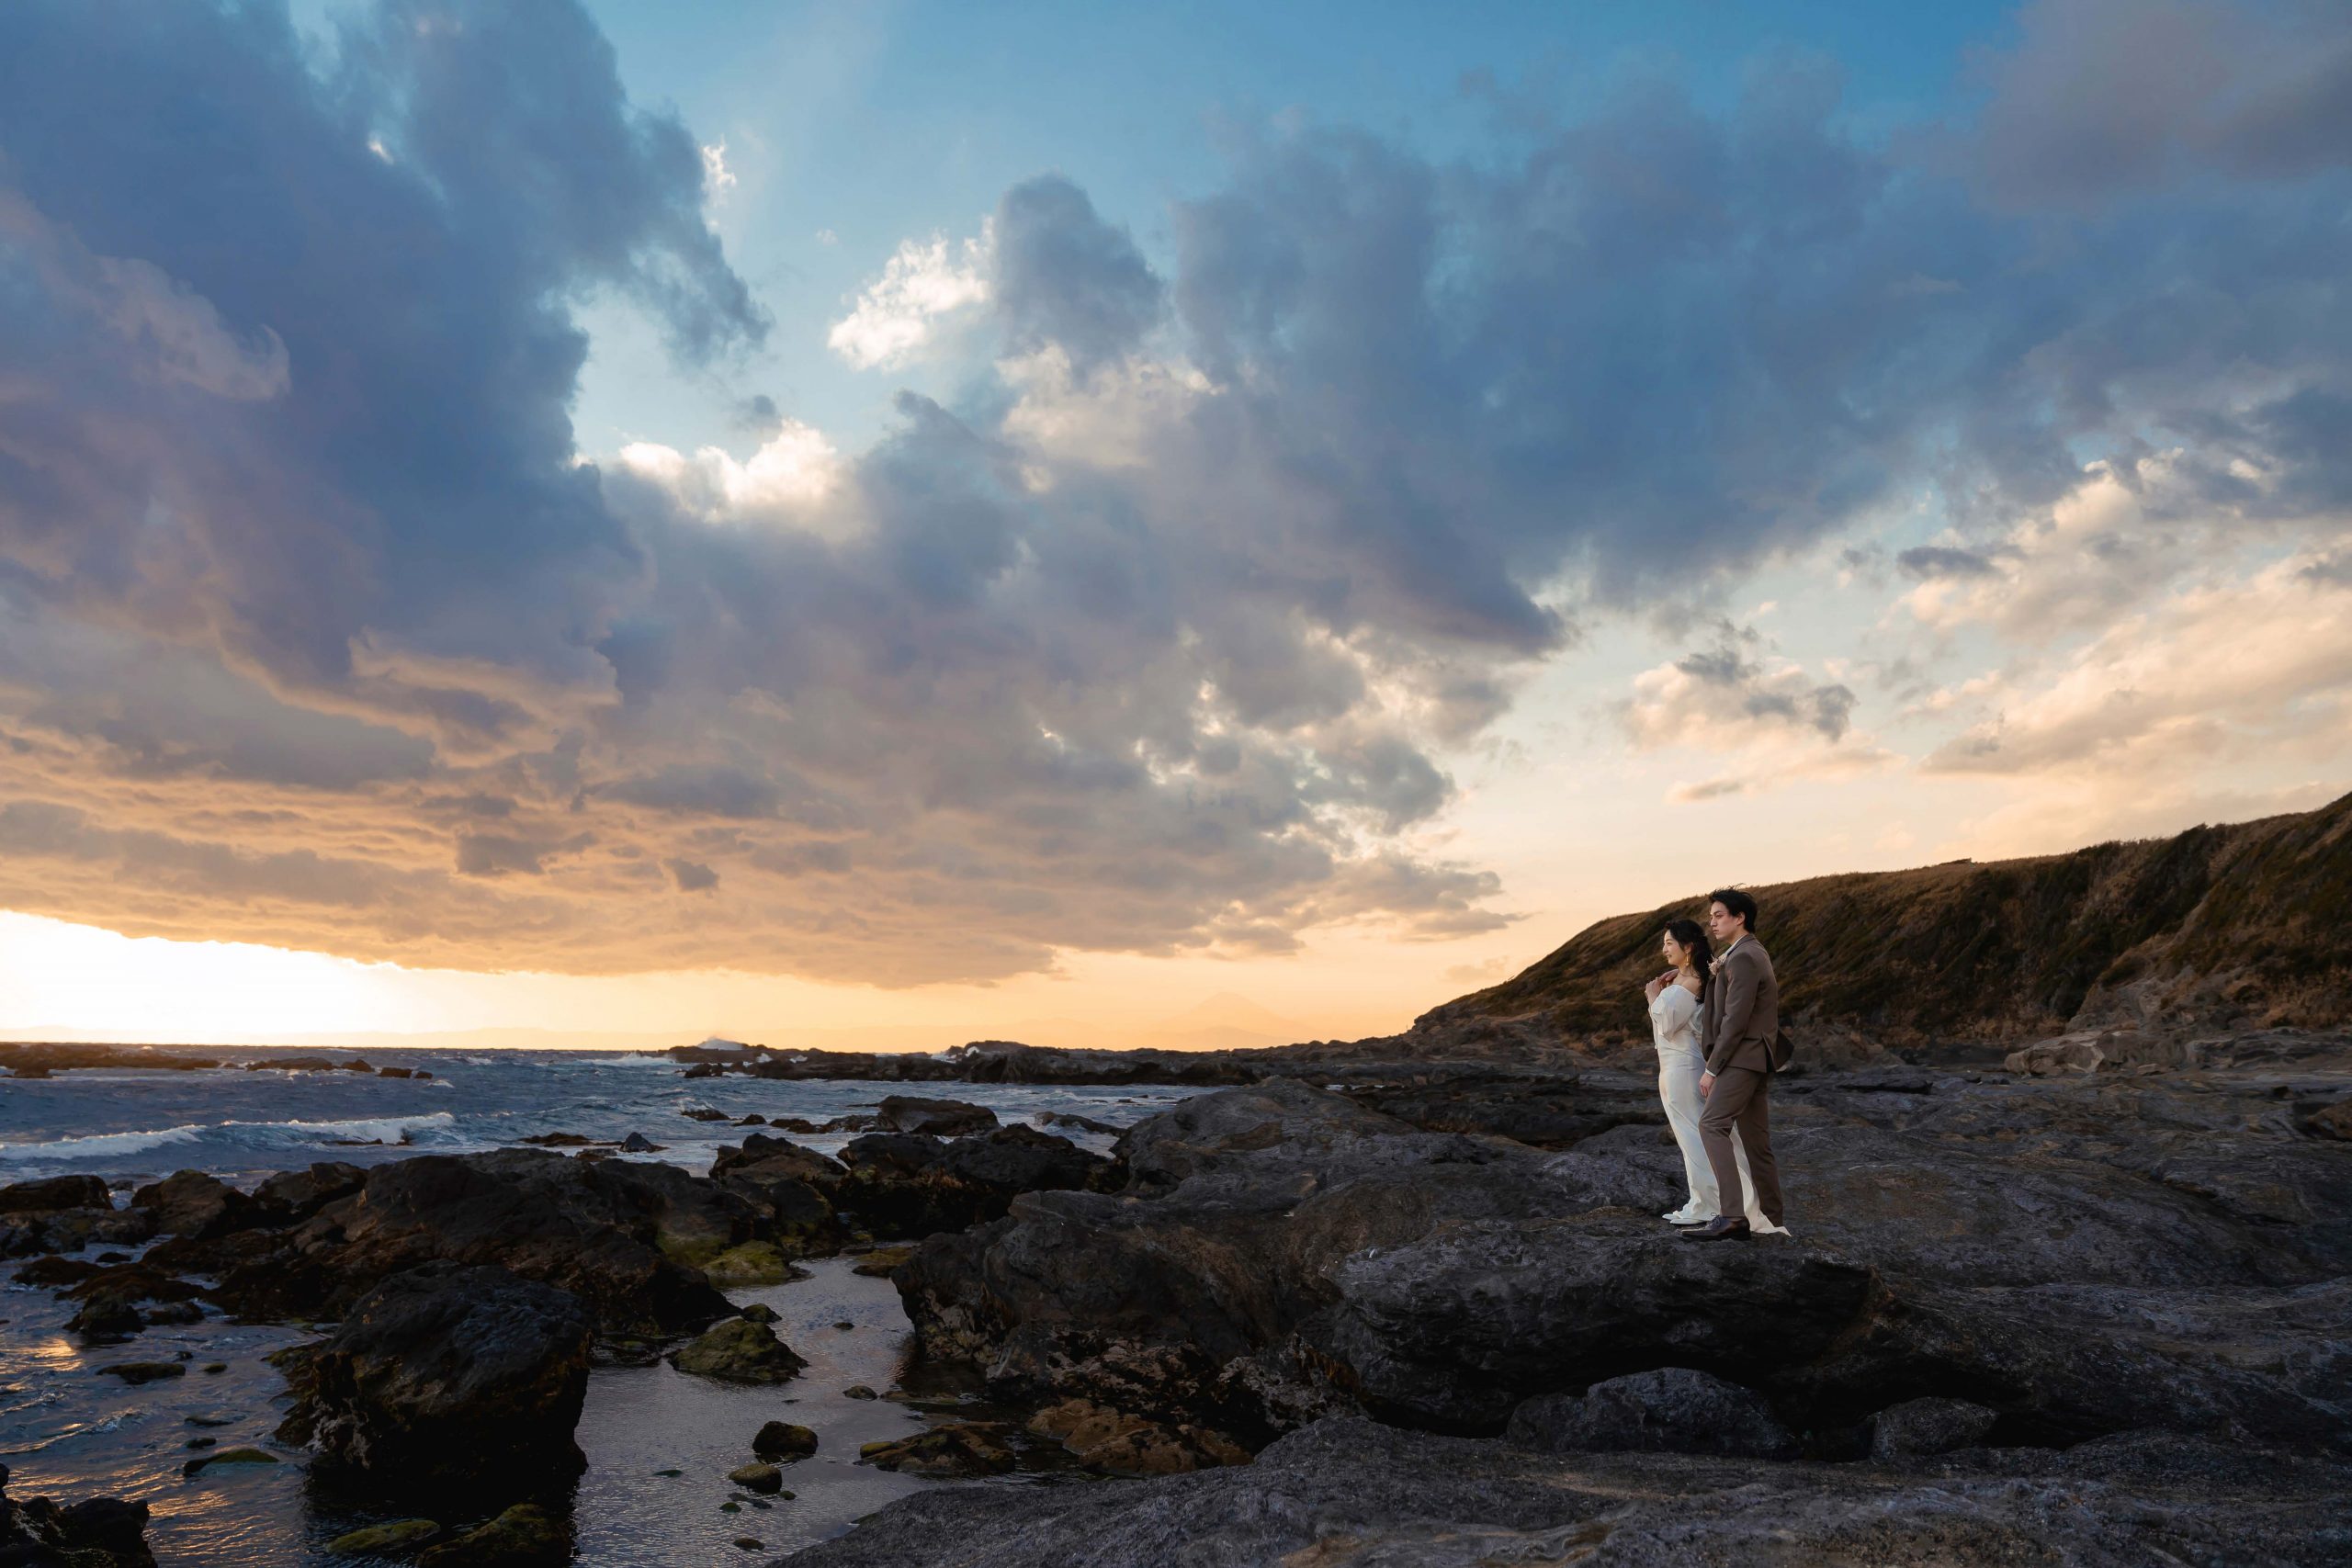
[1704,950,1758,1075]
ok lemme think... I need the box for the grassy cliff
[1414,790,2352,1049]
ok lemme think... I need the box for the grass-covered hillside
[1416,790,2352,1049]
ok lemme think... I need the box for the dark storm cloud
[992,176,1165,376]
[0,0,2346,980]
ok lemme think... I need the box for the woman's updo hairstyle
[1665,918,1713,1004]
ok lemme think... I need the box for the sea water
[0,1046,1195,1564]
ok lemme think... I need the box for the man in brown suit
[1688,887,1784,1240]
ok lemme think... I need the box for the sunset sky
[0,0,2346,1048]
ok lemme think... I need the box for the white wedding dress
[1649,981,1787,1233]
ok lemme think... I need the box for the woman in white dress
[1645,919,1774,1231]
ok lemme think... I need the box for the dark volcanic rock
[898,1081,1558,1440]
[875,1096,998,1136]
[856,1422,1014,1477]
[1317,1215,1874,1432]
[770,1416,2352,1568]
[167,1152,733,1336]
[0,1461,156,1567]
[1869,1395,2000,1458]
[899,1063,2352,1461]
[63,1265,204,1338]
[131,1170,255,1240]
[277,1263,593,1487]
[1504,1368,1797,1459]
[834,1124,1115,1240]
[0,1175,111,1213]
[252,1162,366,1222]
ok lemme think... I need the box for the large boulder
[0,1176,154,1258]
[277,1263,593,1487]
[898,1081,1562,1442]
[1314,1215,1875,1432]
[252,1162,366,1222]
[131,1170,256,1240]
[876,1096,999,1136]
[0,1175,111,1213]
[1504,1368,1798,1459]
[164,1152,732,1335]
[0,1462,156,1568]
[835,1124,1117,1239]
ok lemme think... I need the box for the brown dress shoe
[1682,1216,1751,1241]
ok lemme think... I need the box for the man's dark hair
[1708,887,1759,935]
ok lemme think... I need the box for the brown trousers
[1699,1066,1783,1226]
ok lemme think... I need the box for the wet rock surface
[0,1460,157,1567]
[666,1315,808,1383]
[277,1262,594,1488]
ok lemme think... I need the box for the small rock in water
[202,1362,227,1374]
[848,1245,917,1278]
[682,1108,730,1122]
[718,1501,741,1514]
[328,1518,443,1554]
[857,1422,1015,1477]
[738,1303,779,1324]
[726,1461,783,1494]
[621,1132,662,1152]
[186,1412,235,1427]
[414,1502,567,1566]
[185,1437,216,1450]
[733,1539,764,1552]
[832,1319,854,1330]
[700,1241,798,1287]
[842,1384,878,1400]
[667,1317,807,1384]
[653,1468,683,1477]
[183,1446,278,1477]
[752,1421,817,1461]
[96,1360,185,1383]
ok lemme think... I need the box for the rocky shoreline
[2,1030,2346,1563]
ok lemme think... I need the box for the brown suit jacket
[1704,936,1779,1075]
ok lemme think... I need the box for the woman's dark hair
[1665,919,1713,1004]
[1707,886,1759,935]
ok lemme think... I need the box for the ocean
[0,1046,1197,1564]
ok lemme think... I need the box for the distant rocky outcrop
[1408,790,2352,1055]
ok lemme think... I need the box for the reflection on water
[4,1251,1067,1563]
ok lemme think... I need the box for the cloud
[1920,551,2352,777]
[826,224,994,369]
[1965,0,2352,209]
[1623,637,1894,801]
[990,175,1163,377]
[0,0,2347,985]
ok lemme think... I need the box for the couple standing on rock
[1643,888,1790,1242]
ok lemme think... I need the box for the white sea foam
[0,1111,456,1161]
[0,1122,208,1160]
